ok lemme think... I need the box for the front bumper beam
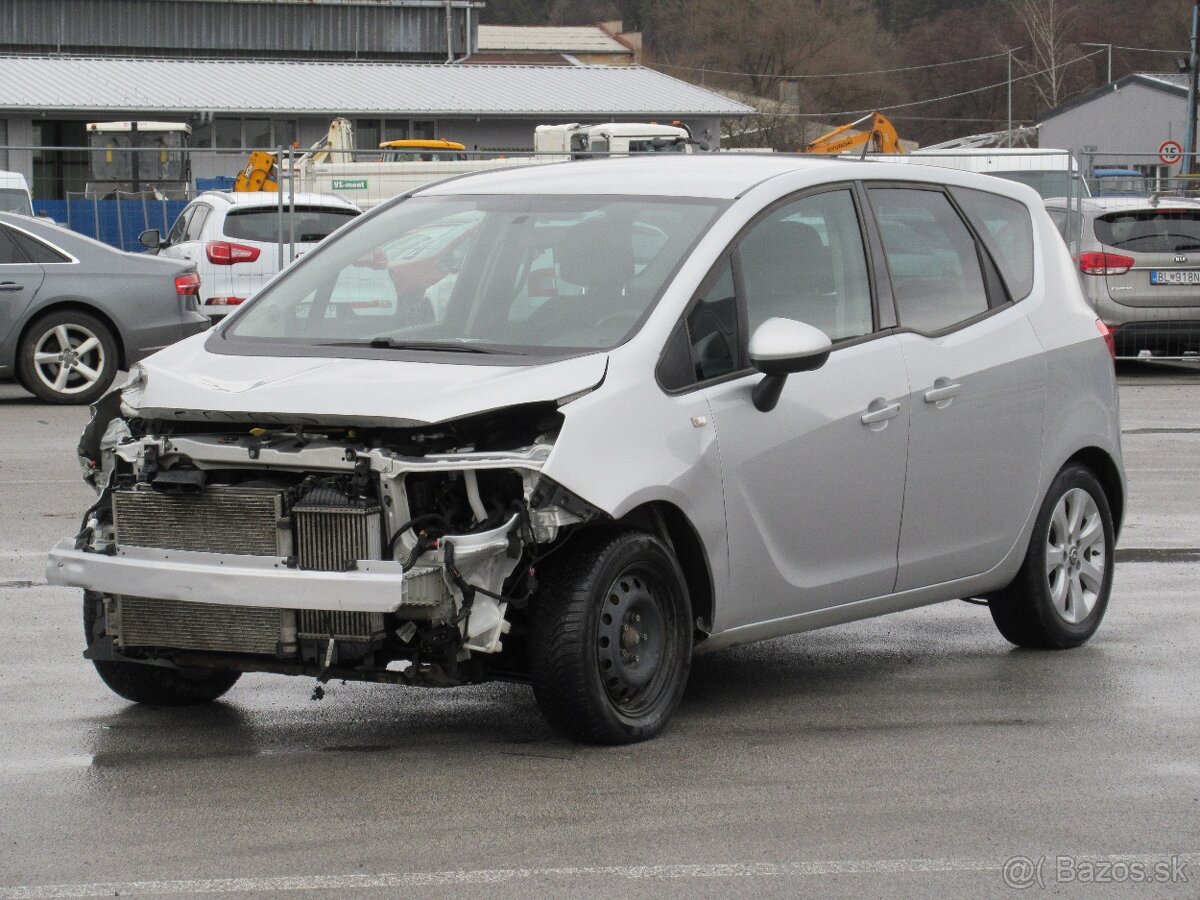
[47,540,411,613]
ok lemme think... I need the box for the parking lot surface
[1,364,1198,898]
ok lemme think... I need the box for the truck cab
[534,122,694,160]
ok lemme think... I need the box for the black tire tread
[83,593,241,706]
[529,526,691,744]
[989,464,1114,650]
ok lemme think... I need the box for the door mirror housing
[748,317,833,412]
[139,228,162,251]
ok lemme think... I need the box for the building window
[214,118,241,149]
[244,119,272,150]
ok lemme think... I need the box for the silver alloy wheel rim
[31,323,106,396]
[1045,487,1106,624]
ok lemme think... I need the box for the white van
[0,171,34,216]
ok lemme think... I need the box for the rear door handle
[923,379,962,406]
[861,400,901,426]
[0,281,24,292]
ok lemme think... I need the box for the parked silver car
[0,212,209,403]
[48,157,1123,743]
[1045,195,1200,356]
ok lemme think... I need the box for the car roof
[195,191,359,210]
[415,154,1042,203]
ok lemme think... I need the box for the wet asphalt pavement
[1,364,1198,899]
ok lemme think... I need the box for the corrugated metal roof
[477,25,631,55]
[0,56,753,116]
[2,0,481,60]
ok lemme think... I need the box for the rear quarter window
[952,187,1035,300]
[1093,209,1200,254]
[223,206,360,244]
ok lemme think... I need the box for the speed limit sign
[1160,139,1184,165]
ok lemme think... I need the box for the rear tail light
[1096,319,1116,360]
[207,296,245,307]
[1079,251,1135,276]
[206,241,261,265]
[174,272,201,296]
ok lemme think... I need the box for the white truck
[294,122,695,210]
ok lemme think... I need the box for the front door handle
[0,281,24,292]
[861,400,901,428]
[923,378,962,407]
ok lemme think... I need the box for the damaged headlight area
[53,394,607,689]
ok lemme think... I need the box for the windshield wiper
[320,338,493,354]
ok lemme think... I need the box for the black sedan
[0,212,209,403]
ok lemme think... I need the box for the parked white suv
[50,157,1124,744]
[140,191,360,319]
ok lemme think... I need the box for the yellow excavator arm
[233,118,355,191]
[803,112,905,155]
[234,150,279,192]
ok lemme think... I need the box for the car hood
[123,334,608,427]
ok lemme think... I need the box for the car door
[0,224,45,347]
[157,206,194,262]
[685,187,911,630]
[865,184,1046,592]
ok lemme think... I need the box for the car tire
[989,465,1115,649]
[83,592,241,706]
[17,310,119,405]
[529,527,692,744]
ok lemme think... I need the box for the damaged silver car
[48,157,1124,743]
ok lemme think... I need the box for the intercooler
[110,485,389,654]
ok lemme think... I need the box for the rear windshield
[223,206,359,244]
[1093,209,1200,254]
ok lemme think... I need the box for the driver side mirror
[748,317,832,412]
[139,228,162,251]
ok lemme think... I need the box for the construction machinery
[803,112,905,155]
[234,117,355,192]
[86,121,192,197]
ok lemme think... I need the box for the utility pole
[1081,42,1113,85]
[1007,48,1014,148]
[1185,1,1200,176]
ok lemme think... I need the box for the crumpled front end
[49,374,604,687]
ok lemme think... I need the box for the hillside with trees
[481,0,1193,147]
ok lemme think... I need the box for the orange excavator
[802,112,905,155]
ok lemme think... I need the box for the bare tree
[1010,0,1082,109]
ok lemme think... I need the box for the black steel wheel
[529,528,692,744]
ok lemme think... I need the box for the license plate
[1150,269,1200,285]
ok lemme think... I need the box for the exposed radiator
[116,596,290,656]
[293,504,382,571]
[297,609,386,642]
[113,485,285,556]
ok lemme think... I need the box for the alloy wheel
[1045,487,1107,625]
[32,323,107,397]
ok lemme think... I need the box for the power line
[1112,44,1189,54]
[649,50,1016,81]
[756,48,1106,119]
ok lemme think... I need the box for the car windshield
[224,194,723,355]
[1094,209,1200,253]
[0,188,33,216]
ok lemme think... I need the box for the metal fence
[6,142,1200,360]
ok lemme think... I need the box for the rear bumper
[47,540,409,613]
[1110,320,1200,355]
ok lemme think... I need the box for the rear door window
[1093,209,1200,254]
[223,207,359,244]
[7,228,69,263]
[0,227,28,264]
[868,187,990,333]
[952,187,1035,300]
